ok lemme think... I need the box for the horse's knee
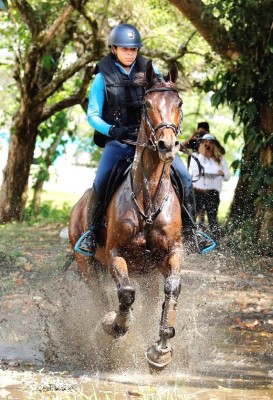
[117,285,135,311]
[164,275,181,299]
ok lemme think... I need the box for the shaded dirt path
[0,224,273,399]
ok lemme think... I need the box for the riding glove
[109,126,128,142]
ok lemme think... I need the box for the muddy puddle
[0,227,273,399]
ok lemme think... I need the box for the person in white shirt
[190,133,231,243]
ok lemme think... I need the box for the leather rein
[124,86,183,151]
[130,86,181,224]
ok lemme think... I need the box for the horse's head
[142,60,182,163]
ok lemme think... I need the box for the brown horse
[69,60,183,368]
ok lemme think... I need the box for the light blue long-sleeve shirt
[87,60,159,136]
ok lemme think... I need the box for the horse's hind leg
[102,256,135,336]
[146,273,181,368]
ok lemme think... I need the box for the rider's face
[112,46,138,67]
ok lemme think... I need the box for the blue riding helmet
[108,24,143,48]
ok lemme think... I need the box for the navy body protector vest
[94,53,149,148]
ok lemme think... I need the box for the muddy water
[1,249,273,399]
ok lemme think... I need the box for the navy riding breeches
[93,140,192,198]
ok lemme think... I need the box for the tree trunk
[255,105,273,252]
[227,104,273,253]
[227,144,257,229]
[0,105,42,223]
[31,179,44,216]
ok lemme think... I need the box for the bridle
[123,86,183,151]
[129,85,183,225]
[126,84,185,271]
[143,86,183,151]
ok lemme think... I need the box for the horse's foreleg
[102,256,135,336]
[146,251,182,368]
[159,274,181,345]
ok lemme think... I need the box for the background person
[183,121,226,229]
[190,133,231,244]
[183,121,225,154]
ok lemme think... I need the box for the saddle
[95,157,190,228]
[104,157,133,210]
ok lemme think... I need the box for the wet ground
[0,224,273,399]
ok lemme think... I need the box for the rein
[130,157,170,225]
[128,85,181,272]
[123,86,183,151]
[129,85,180,226]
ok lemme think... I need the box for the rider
[76,24,204,255]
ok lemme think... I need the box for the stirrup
[196,230,216,254]
[74,229,96,257]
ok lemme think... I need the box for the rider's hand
[109,126,128,142]
[127,125,139,141]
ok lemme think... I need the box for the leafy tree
[29,111,74,215]
[0,0,239,227]
[169,0,273,253]
[0,0,206,223]
[0,0,105,223]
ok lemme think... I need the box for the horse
[69,60,184,368]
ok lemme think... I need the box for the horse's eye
[178,100,183,108]
[145,100,152,109]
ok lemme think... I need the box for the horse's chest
[119,215,171,252]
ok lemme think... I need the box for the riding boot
[182,185,198,253]
[76,189,102,255]
[182,186,216,254]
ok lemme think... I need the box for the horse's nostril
[158,140,167,151]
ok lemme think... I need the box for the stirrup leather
[74,229,97,256]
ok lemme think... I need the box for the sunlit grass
[41,189,81,208]
[24,180,235,226]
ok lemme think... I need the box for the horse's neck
[132,130,171,201]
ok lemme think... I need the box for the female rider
[77,24,195,255]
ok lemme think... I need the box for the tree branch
[40,65,94,121]
[35,53,95,103]
[36,4,74,49]
[168,0,240,60]
[12,0,42,36]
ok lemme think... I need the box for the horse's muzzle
[157,139,180,162]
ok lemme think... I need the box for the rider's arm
[87,65,160,136]
[87,73,112,136]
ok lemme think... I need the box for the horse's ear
[164,60,178,83]
[145,60,155,86]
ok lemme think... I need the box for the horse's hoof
[101,311,128,338]
[145,342,173,368]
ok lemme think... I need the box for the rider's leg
[76,141,135,255]
[197,207,206,230]
[194,189,217,252]
[205,190,221,243]
[171,155,215,253]
[171,155,196,245]
[77,188,101,253]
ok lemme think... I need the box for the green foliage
[199,0,273,227]
[24,201,72,225]
[32,111,74,185]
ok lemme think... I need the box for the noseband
[144,87,183,151]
